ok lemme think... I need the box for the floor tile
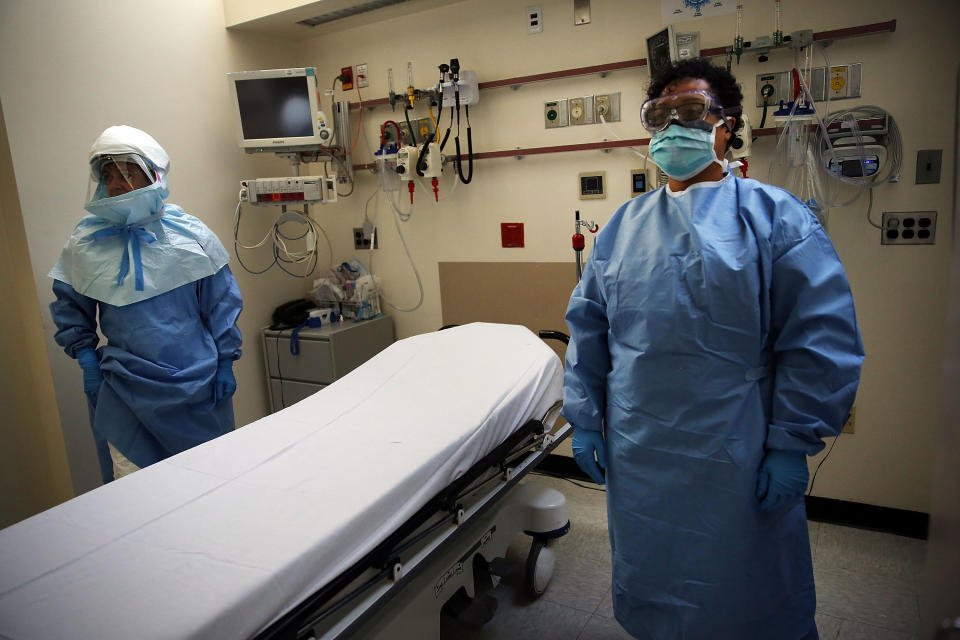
[576,614,634,640]
[808,520,822,561]
[814,567,919,633]
[815,523,926,588]
[815,612,844,639]
[837,619,919,639]
[441,591,591,640]
[595,588,615,619]
[540,550,611,614]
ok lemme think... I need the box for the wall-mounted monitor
[646,26,678,82]
[227,67,325,151]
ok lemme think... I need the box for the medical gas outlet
[240,176,337,205]
[545,93,619,128]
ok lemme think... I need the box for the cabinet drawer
[269,379,326,411]
[264,336,334,383]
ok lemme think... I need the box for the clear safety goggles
[640,90,729,133]
[87,153,156,202]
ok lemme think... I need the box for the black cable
[866,189,882,229]
[531,469,607,493]
[455,104,473,184]
[415,131,435,177]
[439,104,454,151]
[807,432,842,497]
[403,107,417,145]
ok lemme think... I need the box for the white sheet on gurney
[0,323,562,640]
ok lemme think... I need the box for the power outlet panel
[355,63,369,88]
[353,227,379,250]
[526,6,543,34]
[881,211,937,245]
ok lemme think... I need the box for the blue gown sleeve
[197,265,243,362]
[50,279,100,358]
[562,252,610,432]
[768,225,864,455]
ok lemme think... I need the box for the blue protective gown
[563,175,863,640]
[51,266,242,472]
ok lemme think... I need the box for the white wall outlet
[881,211,937,245]
[356,63,369,88]
[526,6,543,34]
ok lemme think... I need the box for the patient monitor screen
[235,76,314,140]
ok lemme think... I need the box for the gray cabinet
[262,315,394,412]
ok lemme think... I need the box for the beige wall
[0,98,73,528]
[1,0,955,513]
[292,0,958,512]
[0,0,312,496]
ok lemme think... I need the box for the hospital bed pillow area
[0,323,563,640]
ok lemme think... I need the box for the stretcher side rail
[253,418,548,640]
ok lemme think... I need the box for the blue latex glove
[756,449,809,511]
[76,347,102,403]
[572,429,607,485]
[215,359,237,404]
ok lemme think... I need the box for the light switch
[916,149,942,185]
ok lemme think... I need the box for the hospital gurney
[0,323,569,640]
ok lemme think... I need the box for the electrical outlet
[594,92,620,122]
[340,66,354,91]
[842,406,856,434]
[881,211,937,245]
[526,6,543,34]
[353,227,378,250]
[356,63,369,88]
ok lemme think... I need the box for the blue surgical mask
[649,120,727,181]
[84,178,168,225]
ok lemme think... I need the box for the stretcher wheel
[525,539,555,598]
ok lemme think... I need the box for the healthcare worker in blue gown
[50,125,243,483]
[563,59,864,640]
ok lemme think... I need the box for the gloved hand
[76,347,102,402]
[572,429,607,485]
[756,449,809,511]
[215,359,237,404]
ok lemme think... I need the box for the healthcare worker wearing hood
[50,125,243,483]
[563,59,863,639]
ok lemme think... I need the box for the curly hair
[647,58,744,137]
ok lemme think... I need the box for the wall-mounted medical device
[227,67,331,151]
[825,138,886,179]
[240,176,337,206]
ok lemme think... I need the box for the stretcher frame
[255,408,570,640]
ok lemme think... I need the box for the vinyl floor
[440,474,926,640]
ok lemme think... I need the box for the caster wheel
[525,538,556,598]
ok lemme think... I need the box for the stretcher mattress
[0,323,563,640]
